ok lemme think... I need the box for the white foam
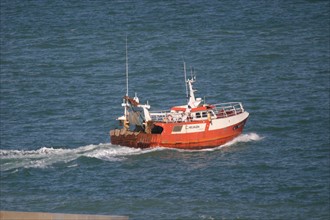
[0,133,261,171]
[221,132,262,147]
[0,144,105,171]
[169,132,262,152]
[0,143,164,171]
[85,144,164,161]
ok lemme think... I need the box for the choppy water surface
[1,0,329,219]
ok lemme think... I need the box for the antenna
[125,36,129,96]
[183,61,188,101]
[123,37,129,124]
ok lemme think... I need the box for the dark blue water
[1,0,329,219]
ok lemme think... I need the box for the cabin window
[172,126,183,132]
[202,112,207,118]
[196,112,201,118]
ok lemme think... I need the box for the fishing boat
[110,44,249,150]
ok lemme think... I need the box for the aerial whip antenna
[125,36,129,97]
[183,60,188,102]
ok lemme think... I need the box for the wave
[221,132,262,147]
[174,132,263,152]
[0,133,262,171]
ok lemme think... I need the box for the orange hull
[110,118,248,150]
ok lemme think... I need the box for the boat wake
[0,133,261,171]
[221,132,262,147]
[0,144,158,171]
[175,132,263,152]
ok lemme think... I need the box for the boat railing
[150,102,244,122]
[150,110,189,122]
[150,110,171,122]
[213,102,244,118]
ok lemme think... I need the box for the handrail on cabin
[149,102,244,122]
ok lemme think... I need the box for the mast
[121,37,129,130]
[183,61,188,103]
[125,36,129,97]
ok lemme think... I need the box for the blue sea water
[1,0,329,219]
